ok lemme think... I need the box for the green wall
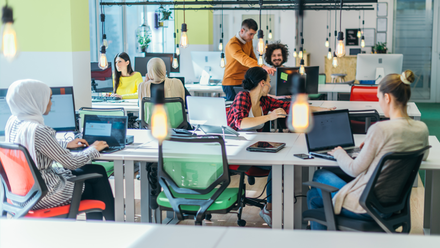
[0,0,90,52]
[174,1,213,45]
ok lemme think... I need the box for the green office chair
[156,135,245,226]
[78,107,126,177]
[309,73,326,100]
[141,97,188,129]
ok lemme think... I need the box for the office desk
[318,84,352,100]
[99,130,299,228]
[281,134,440,234]
[92,99,139,113]
[185,84,225,96]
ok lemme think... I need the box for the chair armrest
[303,181,339,193]
[67,173,102,183]
[66,173,102,219]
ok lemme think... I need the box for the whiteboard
[363,28,375,47]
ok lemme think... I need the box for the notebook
[305,109,360,161]
[186,96,239,136]
[70,115,128,154]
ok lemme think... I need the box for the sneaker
[259,205,272,227]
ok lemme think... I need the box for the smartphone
[294,153,314,159]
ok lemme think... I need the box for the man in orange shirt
[223,19,275,101]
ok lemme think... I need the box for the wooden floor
[103,173,426,234]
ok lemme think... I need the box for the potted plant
[136,24,151,53]
[156,6,172,28]
[373,42,387,54]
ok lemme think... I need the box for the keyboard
[310,152,336,161]
[92,96,122,101]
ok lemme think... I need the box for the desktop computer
[134,53,179,77]
[274,66,319,96]
[91,62,113,92]
[191,51,225,85]
[356,54,403,84]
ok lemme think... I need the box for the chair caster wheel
[205,214,212,221]
[237,219,246,227]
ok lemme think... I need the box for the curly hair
[264,41,289,66]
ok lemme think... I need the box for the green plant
[138,33,151,50]
[159,7,172,21]
[373,42,387,53]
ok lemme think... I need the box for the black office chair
[303,146,430,233]
[349,109,381,134]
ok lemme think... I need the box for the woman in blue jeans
[307,70,430,230]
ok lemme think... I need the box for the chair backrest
[142,97,187,129]
[78,107,125,130]
[158,135,230,221]
[349,109,381,134]
[318,74,326,84]
[350,85,379,101]
[0,143,47,218]
[359,146,431,233]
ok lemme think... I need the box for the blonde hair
[379,70,415,108]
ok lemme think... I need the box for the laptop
[305,109,360,161]
[70,115,128,154]
[186,96,239,136]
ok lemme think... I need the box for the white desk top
[185,84,224,93]
[92,99,139,112]
[318,84,352,93]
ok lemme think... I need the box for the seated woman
[112,52,143,99]
[227,66,333,227]
[307,70,429,230]
[5,79,115,221]
[138,57,185,103]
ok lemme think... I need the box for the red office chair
[0,143,105,219]
[349,85,379,101]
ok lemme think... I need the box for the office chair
[350,85,379,101]
[156,135,245,226]
[141,97,188,129]
[303,146,430,232]
[78,107,126,177]
[349,109,381,134]
[0,143,105,218]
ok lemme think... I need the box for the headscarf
[146,57,167,84]
[5,79,51,167]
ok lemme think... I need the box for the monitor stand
[200,70,211,85]
[375,67,385,84]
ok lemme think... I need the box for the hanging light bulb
[180,23,188,48]
[357,29,361,38]
[288,75,313,133]
[325,38,329,48]
[176,44,180,56]
[98,45,108,70]
[150,88,171,144]
[299,59,305,75]
[1,5,18,61]
[265,40,268,49]
[172,56,179,69]
[332,56,338,68]
[102,34,108,48]
[258,55,263,66]
[218,39,223,51]
[361,36,365,48]
[293,48,297,58]
[258,30,264,55]
[327,48,332,60]
[336,32,345,57]
[220,52,226,68]
[268,30,273,40]
[298,47,303,59]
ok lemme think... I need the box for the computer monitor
[356,54,403,84]
[275,66,319,96]
[191,51,225,83]
[134,53,179,77]
[91,62,113,92]
[0,86,77,134]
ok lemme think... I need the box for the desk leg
[327,92,332,100]
[430,170,440,234]
[114,160,124,222]
[125,160,135,222]
[283,165,294,230]
[272,165,283,229]
[294,166,308,230]
[140,162,151,223]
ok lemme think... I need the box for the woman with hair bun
[227,66,332,227]
[307,70,430,230]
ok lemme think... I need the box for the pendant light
[219,5,226,68]
[98,1,108,70]
[293,48,297,58]
[265,12,269,48]
[332,3,338,68]
[335,0,345,57]
[357,11,361,38]
[361,10,365,48]
[332,56,338,68]
[218,24,223,51]
[327,48,332,60]
[172,32,179,69]
[175,10,180,55]
[298,32,304,59]
[1,1,18,61]
[325,11,329,48]
[150,88,171,144]
[326,10,332,60]
[268,17,273,40]
[180,0,188,48]
[257,0,264,61]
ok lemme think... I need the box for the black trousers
[72,164,115,221]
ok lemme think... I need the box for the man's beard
[272,59,283,67]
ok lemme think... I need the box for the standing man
[222,19,275,101]
[264,41,289,68]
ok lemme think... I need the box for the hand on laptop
[66,138,89,149]
[90,141,109,152]
[328,146,344,156]
[269,108,287,120]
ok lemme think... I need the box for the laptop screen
[306,109,355,152]
[186,96,227,126]
[83,115,127,147]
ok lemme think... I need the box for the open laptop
[70,115,128,154]
[186,96,239,136]
[305,109,360,161]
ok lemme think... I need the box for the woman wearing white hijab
[138,57,186,108]
[5,79,115,220]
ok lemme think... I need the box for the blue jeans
[222,85,237,101]
[307,169,373,230]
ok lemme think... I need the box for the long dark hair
[113,52,134,93]
[242,67,268,90]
